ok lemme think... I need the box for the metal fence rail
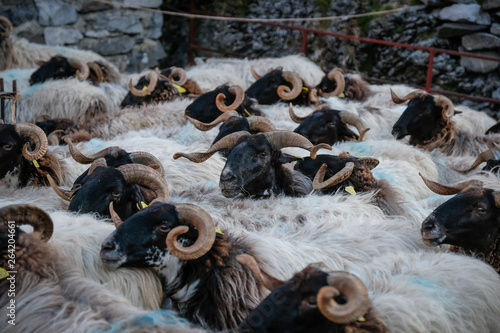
[187,3,500,106]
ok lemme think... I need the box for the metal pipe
[425,49,435,92]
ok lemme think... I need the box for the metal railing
[187,3,500,105]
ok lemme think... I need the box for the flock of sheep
[1,14,500,333]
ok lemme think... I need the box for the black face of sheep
[315,68,346,98]
[246,68,303,105]
[29,55,89,86]
[484,159,500,174]
[290,105,367,145]
[184,85,258,123]
[0,124,23,179]
[68,166,145,219]
[420,175,500,251]
[239,263,383,333]
[101,201,215,269]
[486,121,500,135]
[391,90,455,143]
[121,70,181,107]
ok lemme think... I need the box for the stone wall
[0,0,165,72]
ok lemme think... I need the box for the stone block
[35,0,78,26]
[44,26,83,45]
[460,47,500,73]
[437,22,487,38]
[462,32,500,50]
[439,4,491,25]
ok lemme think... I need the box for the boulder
[35,0,78,26]
[44,27,83,45]
[462,32,500,51]
[482,0,500,11]
[439,4,491,25]
[491,23,500,36]
[460,47,500,73]
[437,22,487,38]
[91,37,135,56]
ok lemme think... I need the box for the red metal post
[188,0,195,66]
[425,49,435,93]
[0,78,4,121]
[301,31,308,56]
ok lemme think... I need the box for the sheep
[419,173,500,273]
[100,199,432,331]
[0,122,63,188]
[0,204,204,333]
[391,89,500,157]
[239,250,500,333]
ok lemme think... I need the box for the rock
[5,7,38,26]
[147,12,163,39]
[482,0,500,11]
[492,87,500,100]
[35,0,78,26]
[84,29,110,38]
[91,37,135,56]
[462,32,500,50]
[44,27,83,45]
[124,0,163,8]
[437,23,487,38]
[491,23,500,36]
[409,50,429,66]
[439,4,491,25]
[78,1,113,14]
[459,47,500,73]
[87,12,143,34]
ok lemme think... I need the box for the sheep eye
[157,225,171,233]
[260,152,268,158]
[302,295,317,308]
[111,192,122,199]
[3,144,13,151]
[477,207,486,214]
[328,122,336,128]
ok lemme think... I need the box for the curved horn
[47,174,76,201]
[419,173,484,195]
[68,58,89,80]
[313,162,355,190]
[359,157,379,170]
[236,253,284,291]
[166,203,216,261]
[130,151,165,178]
[128,70,159,97]
[277,71,302,101]
[216,86,245,112]
[433,94,455,120]
[16,123,49,161]
[65,138,120,164]
[0,16,13,35]
[0,204,53,241]
[261,131,332,159]
[173,131,251,163]
[186,111,239,131]
[251,66,262,80]
[390,89,424,104]
[339,111,370,141]
[47,129,66,146]
[455,149,497,174]
[320,68,345,97]
[246,116,276,132]
[317,272,370,324]
[288,103,314,124]
[168,67,187,86]
[109,202,123,228]
[87,157,107,176]
[118,164,169,203]
[88,61,103,83]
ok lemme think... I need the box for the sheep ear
[35,59,46,67]
[494,191,500,208]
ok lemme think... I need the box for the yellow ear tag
[70,195,74,201]
[0,267,9,280]
[33,160,40,168]
[136,201,148,210]
[357,316,366,322]
[339,93,345,98]
[291,155,304,160]
[215,227,224,235]
[302,87,309,92]
[243,108,252,117]
[345,186,356,196]
[142,86,151,96]
[172,83,187,94]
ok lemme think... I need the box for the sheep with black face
[0,123,62,187]
[288,104,369,146]
[419,174,500,273]
[29,55,89,86]
[391,90,500,156]
[173,130,331,198]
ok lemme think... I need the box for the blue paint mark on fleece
[87,138,106,151]
[372,170,394,183]
[408,276,442,296]
[95,310,190,333]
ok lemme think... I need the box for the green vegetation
[315,0,332,15]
